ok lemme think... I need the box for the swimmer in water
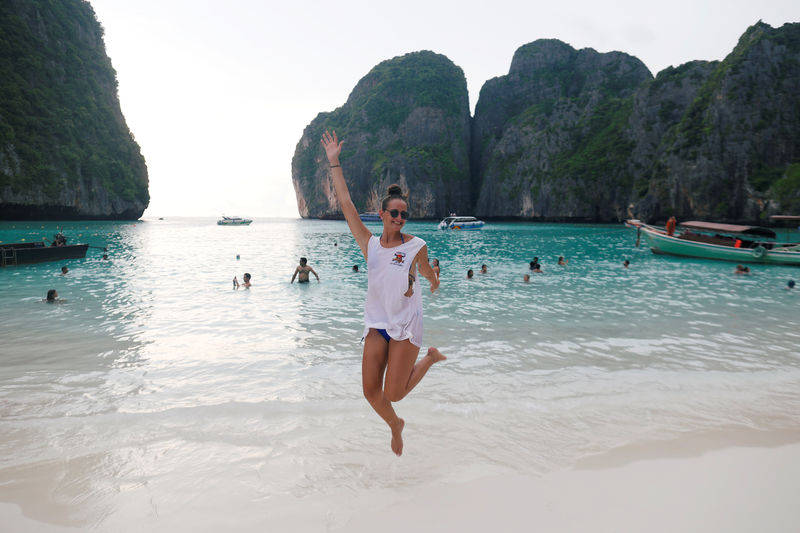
[43,289,65,303]
[321,130,445,456]
[431,258,440,280]
[233,273,251,289]
[291,257,319,283]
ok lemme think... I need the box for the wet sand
[343,440,800,533]
[3,437,799,532]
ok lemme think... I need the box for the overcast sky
[88,0,797,218]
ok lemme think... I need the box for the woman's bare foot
[390,418,405,456]
[426,347,447,363]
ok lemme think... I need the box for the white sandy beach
[3,437,799,533]
[343,440,800,533]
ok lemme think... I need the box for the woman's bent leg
[384,340,446,403]
[362,329,404,455]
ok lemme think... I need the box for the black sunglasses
[387,209,409,220]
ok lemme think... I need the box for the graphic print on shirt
[391,251,406,266]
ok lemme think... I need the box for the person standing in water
[321,130,446,456]
[291,257,319,283]
[431,258,440,281]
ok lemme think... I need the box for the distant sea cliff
[0,0,148,220]
[293,21,800,223]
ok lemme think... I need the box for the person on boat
[467,269,474,279]
[558,256,568,266]
[431,258,440,280]
[480,264,488,274]
[665,216,677,236]
[321,130,445,456]
[60,266,69,276]
[291,257,319,283]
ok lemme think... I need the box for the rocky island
[0,0,148,220]
[293,21,800,223]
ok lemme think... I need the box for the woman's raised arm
[321,131,371,257]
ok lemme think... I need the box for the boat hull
[1,243,89,266]
[639,225,800,266]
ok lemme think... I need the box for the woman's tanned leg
[362,329,405,455]
[384,339,446,403]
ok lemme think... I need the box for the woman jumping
[321,130,446,456]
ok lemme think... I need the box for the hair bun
[387,184,403,196]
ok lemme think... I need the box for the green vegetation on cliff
[292,50,472,218]
[0,0,148,218]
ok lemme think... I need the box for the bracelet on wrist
[330,164,341,168]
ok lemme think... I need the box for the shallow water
[1,218,799,530]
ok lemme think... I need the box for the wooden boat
[1,240,88,267]
[625,218,800,265]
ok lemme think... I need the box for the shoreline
[342,435,800,533]
[3,431,799,533]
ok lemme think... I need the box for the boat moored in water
[217,216,252,226]
[438,215,485,231]
[625,218,800,266]
[1,232,88,267]
[358,212,381,222]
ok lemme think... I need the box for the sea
[1,217,799,531]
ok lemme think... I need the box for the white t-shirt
[363,234,426,347]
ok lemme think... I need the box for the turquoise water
[1,218,799,530]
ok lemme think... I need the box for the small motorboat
[217,216,252,226]
[438,215,485,231]
[359,212,381,222]
[1,231,88,267]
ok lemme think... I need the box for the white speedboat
[438,215,485,231]
[217,216,253,226]
[359,212,381,222]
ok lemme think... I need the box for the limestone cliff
[292,51,471,219]
[632,22,800,222]
[0,0,148,220]
[471,40,652,220]
[293,22,800,223]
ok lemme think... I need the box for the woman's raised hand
[320,130,343,164]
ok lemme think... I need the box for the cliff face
[471,40,652,220]
[292,51,472,219]
[0,0,148,220]
[293,22,800,222]
[632,22,800,222]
